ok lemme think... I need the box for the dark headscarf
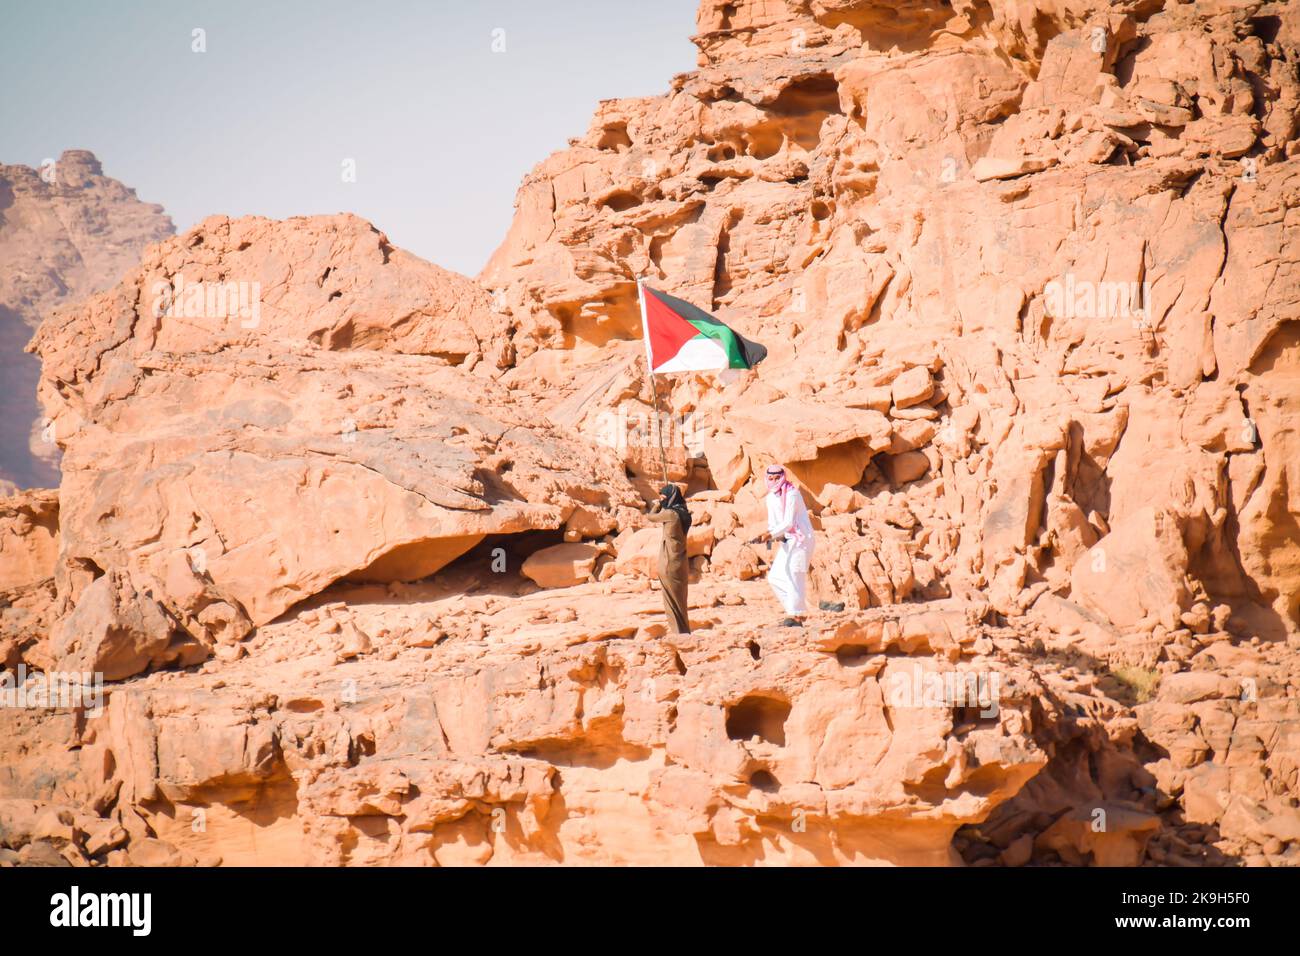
[658,483,692,536]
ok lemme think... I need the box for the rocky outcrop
[0,579,1130,866]
[0,489,58,668]
[473,0,1300,864]
[23,214,641,678]
[3,0,1299,867]
[482,0,1300,651]
[0,150,174,491]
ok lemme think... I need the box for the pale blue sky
[0,0,700,275]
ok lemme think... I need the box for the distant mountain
[0,149,174,490]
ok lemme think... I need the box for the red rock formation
[24,213,641,674]
[483,0,1300,649]
[0,150,174,491]
[0,489,57,669]
[2,0,1298,868]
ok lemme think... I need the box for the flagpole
[637,277,671,486]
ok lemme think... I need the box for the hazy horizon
[0,0,700,276]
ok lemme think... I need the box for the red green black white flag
[638,281,768,374]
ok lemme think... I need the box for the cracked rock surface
[2,0,1299,866]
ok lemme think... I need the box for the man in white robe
[755,465,815,626]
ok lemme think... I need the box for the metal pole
[650,368,670,486]
[637,278,671,486]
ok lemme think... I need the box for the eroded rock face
[483,0,1300,647]
[3,0,1299,868]
[0,489,58,668]
[0,150,174,491]
[0,581,1096,866]
[26,214,641,675]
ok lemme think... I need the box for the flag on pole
[638,281,767,374]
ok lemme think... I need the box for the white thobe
[766,488,814,616]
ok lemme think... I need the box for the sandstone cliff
[1,0,1298,867]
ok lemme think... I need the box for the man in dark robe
[648,484,691,634]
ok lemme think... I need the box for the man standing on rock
[648,483,692,634]
[754,465,815,627]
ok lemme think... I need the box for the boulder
[0,490,59,666]
[49,570,200,681]
[879,450,930,485]
[890,367,934,409]
[29,216,641,649]
[1071,508,1193,631]
[521,543,603,588]
[729,398,892,466]
[611,527,660,578]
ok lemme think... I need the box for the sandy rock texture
[23,213,641,674]
[2,0,1299,867]
[0,150,174,491]
[0,489,58,669]
[484,0,1300,647]
[0,577,1141,866]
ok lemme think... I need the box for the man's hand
[749,531,771,545]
